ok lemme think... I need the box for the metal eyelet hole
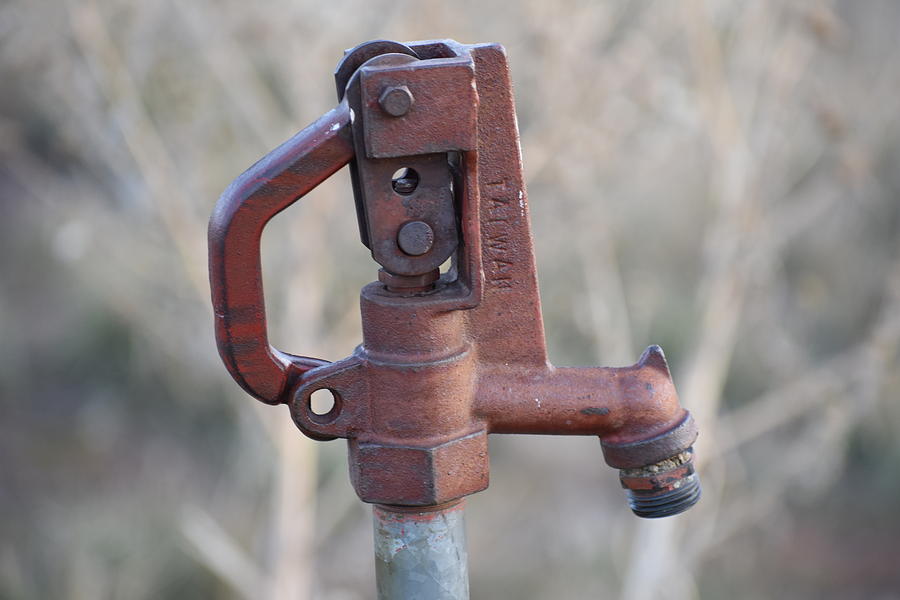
[391,167,419,195]
[308,388,341,424]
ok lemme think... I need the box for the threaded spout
[619,448,701,519]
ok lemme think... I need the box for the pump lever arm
[209,102,354,405]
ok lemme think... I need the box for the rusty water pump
[209,39,699,598]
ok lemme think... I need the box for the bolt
[379,85,414,117]
[397,221,434,256]
[378,268,440,294]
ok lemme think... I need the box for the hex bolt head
[397,221,434,256]
[379,85,414,117]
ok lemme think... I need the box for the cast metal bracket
[209,39,700,518]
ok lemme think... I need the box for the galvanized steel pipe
[373,502,469,600]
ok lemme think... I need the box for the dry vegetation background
[3,0,900,598]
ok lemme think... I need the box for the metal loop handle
[208,102,354,404]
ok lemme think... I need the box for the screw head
[397,221,434,256]
[379,85,414,117]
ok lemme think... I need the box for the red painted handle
[209,102,354,404]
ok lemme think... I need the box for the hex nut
[349,431,489,505]
[378,85,414,117]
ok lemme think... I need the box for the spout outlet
[618,448,701,518]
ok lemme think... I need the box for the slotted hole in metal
[391,167,419,195]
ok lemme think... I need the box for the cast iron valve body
[209,39,700,518]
